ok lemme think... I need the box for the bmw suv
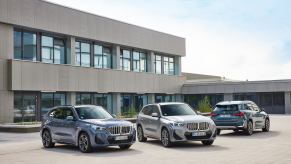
[40,105,136,153]
[210,101,270,135]
[136,102,217,147]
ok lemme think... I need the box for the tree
[197,96,212,113]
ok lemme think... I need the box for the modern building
[0,0,186,123]
[182,74,291,115]
[0,0,290,124]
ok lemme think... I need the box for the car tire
[201,140,214,146]
[42,130,55,148]
[119,144,132,150]
[216,129,221,135]
[78,132,92,153]
[262,118,270,132]
[161,128,172,147]
[137,125,147,142]
[244,121,253,135]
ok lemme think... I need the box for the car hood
[81,118,133,127]
[163,115,212,123]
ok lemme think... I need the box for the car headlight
[90,124,106,131]
[170,122,184,127]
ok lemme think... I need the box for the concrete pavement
[0,115,291,164]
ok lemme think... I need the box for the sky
[47,0,291,81]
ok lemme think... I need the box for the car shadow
[144,139,228,152]
[41,144,143,157]
[219,130,280,139]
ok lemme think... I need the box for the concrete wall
[10,60,186,94]
[0,0,185,56]
[0,23,14,123]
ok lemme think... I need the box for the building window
[41,93,66,116]
[121,94,148,116]
[163,56,175,75]
[75,41,91,67]
[120,49,131,71]
[92,94,113,113]
[94,44,112,69]
[41,36,66,64]
[76,93,91,104]
[184,94,224,109]
[155,55,162,74]
[13,30,37,61]
[155,94,176,103]
[14,92,38,122]
[132,51,147,72]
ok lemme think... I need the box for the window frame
[93,43,112,69]
[41,35,66,64]
[14,29,37,61]
[75,40,91,67]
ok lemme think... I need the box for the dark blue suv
[210,101,270,135]
[40,105,136,153]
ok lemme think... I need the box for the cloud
[47,0,291,80]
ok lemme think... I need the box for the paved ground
[0,115,291,164]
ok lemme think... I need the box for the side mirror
[196,111,202,115]
[66,116,74,121]
[261,108,265,112]
[112,114,117,118]
[151,113,159,117]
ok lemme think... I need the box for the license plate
[192,132,206,136]
[115,136,128,141]
[220,114,231,118]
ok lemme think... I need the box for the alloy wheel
[79,134,89,152]
[161,129,170,147]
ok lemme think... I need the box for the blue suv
[40,105,136,153]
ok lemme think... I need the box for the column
[148,93,155,104]
[67,36,75,65]
[112,45,121,70]
[147,51,155,73]
[284,92,291,114]
[112,93,121,116]
[66,92,76,106]
[175,56,182,76]
[224,93,233,101]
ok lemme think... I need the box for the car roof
[52,104,103,109]
[216,101,254,105]
[146,102,186,106]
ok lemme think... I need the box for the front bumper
[90,129,136,147]
[169,126,217,142]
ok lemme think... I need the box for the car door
[147,105,161,138]
[139,105,152,136]
[47,108,64,141]
[252,103,265,128]
[58,107,77,143]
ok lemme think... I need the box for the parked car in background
[210,101,270,135]
[136,102,217,147]
[41,105,136,153]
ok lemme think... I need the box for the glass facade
[234,92,285,114]
[163,56,174,75]
[14,92,38,122]
[120,49,147,72]
[184,94,224,109]
[121,94,148,115]
[94,44,112,68]
[41,93,66,116]
[75,41,91,67]
[76,93,113,113]
[155,55,162,74]
[14,30,37,61]
[155,94,176,103]
[41,36,65,64]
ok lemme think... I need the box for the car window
[246,104,254,111]
[49,108,74,120]
[251,103,260,112]
[151,105,160,115]
[160,104,196,116]
[141,105,151,116]
[214,104,239,111]
[75,106,112,119]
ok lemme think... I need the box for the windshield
[214,104,241,111]
[160,104,197,116]
[75,106,113,120]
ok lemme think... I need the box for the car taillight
[210,112,217,117]
[233,112,244,117]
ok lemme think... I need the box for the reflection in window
[14,92,37,122]
[121,94,148,115]
[13,30,37,61]
[94,44,112,69]
[92,94,113,113]
[155,55,162,74]
[75,41,91,67]
[41,36,66,64]
[76,93,92,105]
[132,51,147,72]
[163,56,174,75]
[155,94,176,103]
[120,49,131,71]
[41,93,66,116]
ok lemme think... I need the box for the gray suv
[40,105,136,153]
[136,102,217,147]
